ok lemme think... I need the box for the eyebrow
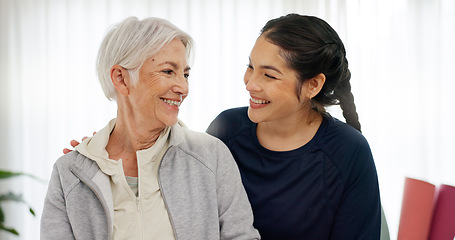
[159,61,191,71]
[261,65,282,75]
[249,57,283,75]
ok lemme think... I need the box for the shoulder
[317,116,375,180]
[206,107,251,141]
[318,116,371,152]
[52,151,100,184]
[174,123,224,145]
[213,107,249,122]
[171,124,233,161]
[167,124,239,177]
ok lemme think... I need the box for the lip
[161,97,182,110]
[249,96,270,109]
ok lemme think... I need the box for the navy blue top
[206,107,380,240]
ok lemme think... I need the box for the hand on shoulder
[62,132,96,154]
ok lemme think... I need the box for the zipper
[136,196,145,240]
[136,197,140,211]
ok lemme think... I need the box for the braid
[336,68,361,132]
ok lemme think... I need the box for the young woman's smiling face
[244,34,308,124]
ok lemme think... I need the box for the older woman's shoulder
[171,123,232,160]
[54,151,92,168]
[50,151,100,188]
[176,124,225,146]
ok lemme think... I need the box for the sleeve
[329,140,381,240]
[215,141,261,240]
[40,164,76,240]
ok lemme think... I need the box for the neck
[257,108,323,151]
[106,106,164,159]
[110,117,163,152]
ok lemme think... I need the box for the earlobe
[110,65,130,96]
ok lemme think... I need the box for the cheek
[140,84,157,98]
[275,82,300,101]
[144,78,165,95]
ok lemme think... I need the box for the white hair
[97,16,194,101]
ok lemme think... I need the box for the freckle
[152,59,155,61]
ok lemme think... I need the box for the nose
[172,74,189,96]
[244,69,261,92]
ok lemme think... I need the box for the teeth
[251,98,270,104]
[162,99,181,106]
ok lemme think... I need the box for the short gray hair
[97,16,193,101]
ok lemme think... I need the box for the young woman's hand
[62,132,95,154]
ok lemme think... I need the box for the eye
[265,74,277,79]
[162,69,173,75]
[184,73,190,79]
[246,64,253,69]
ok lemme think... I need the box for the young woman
[206,14,381,239]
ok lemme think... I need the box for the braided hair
[260,14,361,132]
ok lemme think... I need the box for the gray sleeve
[40,164,76,240]
[215,142,261,240]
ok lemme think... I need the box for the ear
[110,65,130,96]
[304,73,326,99]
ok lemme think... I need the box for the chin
[157,115,179,128]
[247,108,263,123]
[166,117,179,127]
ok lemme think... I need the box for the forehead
[156,39,187,58]
[250,35,295,75]
[144,39,188,66]
[251,35,285,62]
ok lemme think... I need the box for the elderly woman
[40,17,259,240]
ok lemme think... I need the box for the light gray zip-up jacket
[40,123,260,240]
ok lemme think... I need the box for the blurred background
[1,0,454,239]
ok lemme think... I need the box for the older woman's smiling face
[128,38,190,128]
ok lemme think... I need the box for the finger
[63,148,73,154]
[70,140,80,148]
